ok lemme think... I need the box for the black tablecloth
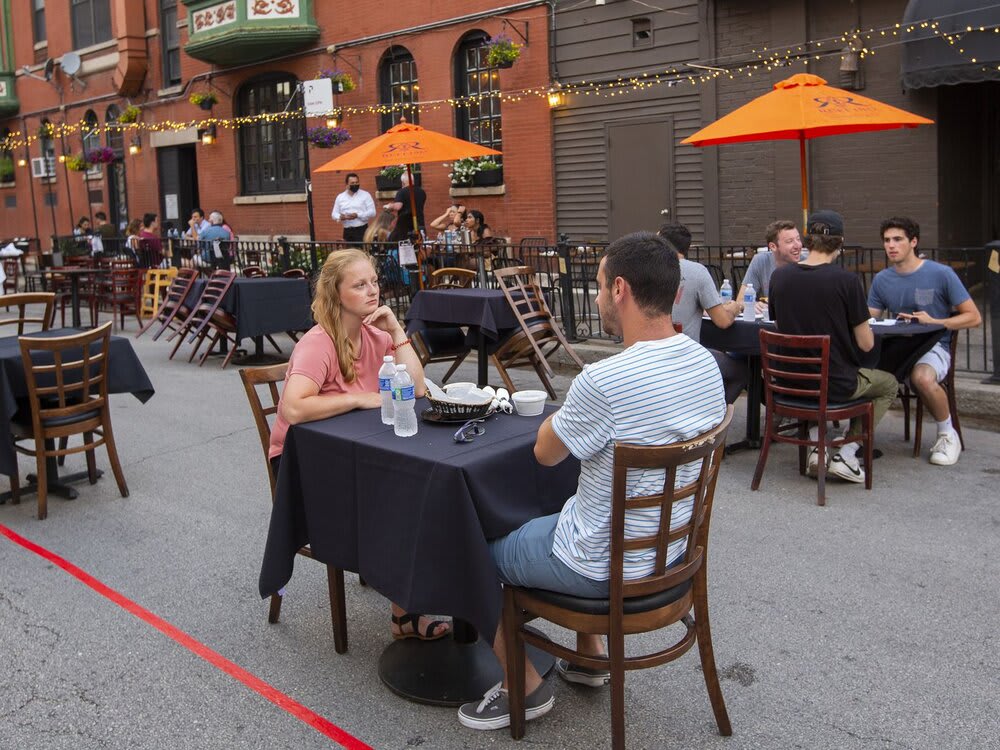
[0,329,155,476]
[699,319,945,381]
[184,277,312,343]
[405,289,518,341]
[258,402,579,641]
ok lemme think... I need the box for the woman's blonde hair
[311,248,377,382]
[363,209,395,246]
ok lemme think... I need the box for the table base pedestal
[0,466,102,504]
[378,629,555,707]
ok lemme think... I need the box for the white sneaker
[929,432,961,466]
[827,451,865,483]
[806,448,821,477]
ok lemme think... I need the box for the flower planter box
[376,175,402,191]
[198,100,215,111]
[473,170,503,187]
[494,60,514,69]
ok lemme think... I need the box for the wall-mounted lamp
[546,85,566,109]
[326,112,340,129]
[839,47,860,72]
[17,157,27,167]
[199,124,217,146]
[128,136,141,156]
[58,153,67,163]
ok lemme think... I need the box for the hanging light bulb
[128,136,141,155]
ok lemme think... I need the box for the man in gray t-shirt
[738,219,803,313]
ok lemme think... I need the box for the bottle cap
[384,355,393,362]
[397,364,407,371]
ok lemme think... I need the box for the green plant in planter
[448,157,499,185]
[65,154,89,172]
[316,69,357,93]
[378,165,406,180]
[485,35,522,68]
[118,105,141,124]
[189,92,218,108]
[0,154,14,183]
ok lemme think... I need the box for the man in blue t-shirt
[867,217,981,466]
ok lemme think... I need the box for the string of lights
[2,16,997,153]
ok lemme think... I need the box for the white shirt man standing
[332,172,376,245]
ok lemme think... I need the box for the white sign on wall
[247,0,301,19]
[0,81,7,97]
[164,194,179,220]
[303,79,334,117]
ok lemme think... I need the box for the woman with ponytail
[268,249,449,641]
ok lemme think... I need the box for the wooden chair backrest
[609,405,733,606]
[431,267,476,289]
[185,270,236,342]
[3,258,19,280]
[282,268,307,279]
[239,363,289,500]
[758,329,832,411]
[19,322,112,430]
[493,265,554,322]
[243,265,265,278]
[0,292,55,334]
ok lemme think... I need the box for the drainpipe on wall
[112,0,148,97]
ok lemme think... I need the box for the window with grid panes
[237,76,305,196]
[71,0,112,50]
[160,0,181,86]
[105,105,123,154]
[455,33,502,168]
[379,47,419,134]
[82,110,101,176]
[33,0,46,43]
[1,129,14,184]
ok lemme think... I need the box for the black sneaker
[457,680,555,731]
[555,658,611,687]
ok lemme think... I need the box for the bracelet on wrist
[391,338,412,352]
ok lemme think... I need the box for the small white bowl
[511,390,547,416]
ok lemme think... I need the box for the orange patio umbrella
[315,120,502,245]
[682,73,934,227]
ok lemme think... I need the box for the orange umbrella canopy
[314,121,502,172]
[682,73,933,224]
[682,73,933,146]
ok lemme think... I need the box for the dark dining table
[38,267,95,328]
[404,288,519,387]
[0,328,155,502]
[700,318,946,450]
[184,276,312,361]
[258,401,579,705]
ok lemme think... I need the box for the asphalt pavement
[1,322,997,750]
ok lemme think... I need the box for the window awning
[901,0,1000,88]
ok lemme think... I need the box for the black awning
[901,0,1000,88]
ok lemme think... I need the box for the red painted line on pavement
[0,523,373,750]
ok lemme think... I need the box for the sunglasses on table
[453,419,487,443]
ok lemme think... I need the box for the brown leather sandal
[391,612,451,641]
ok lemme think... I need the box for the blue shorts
[489,513,609,598]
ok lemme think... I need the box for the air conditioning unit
[30,156,55,178]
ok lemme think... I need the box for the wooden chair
[139,268,199,340]
[139,267,178,320]
[92,268,143,333]
[11,322,128,519]
[242,265,266,278]
[0,292,55,334]
[3,258,19,294]
[898,332,964,457]
[751,330,874,506]
[166,270,236,361]
[492,265,584,399]
[281,268,307,279]
[238,364,348,653]
[410,267,477,383]
[503,406,735,749]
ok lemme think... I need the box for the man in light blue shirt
[458,232,727,732]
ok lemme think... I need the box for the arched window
[454,32,502,157]
[236,74,305,196]
[379,46,419,134]
[39,119,56,177]
[0,128,14,184]
[82,110,101,175]
[105,104,123,153]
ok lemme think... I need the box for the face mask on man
[349,184,360,193]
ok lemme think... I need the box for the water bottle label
[393,385,415,401]
[379,377,392,391]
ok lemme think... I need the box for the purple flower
[306,126,352,148]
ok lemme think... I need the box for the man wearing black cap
[768,210,898,484]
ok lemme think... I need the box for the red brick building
[0,1,556,244]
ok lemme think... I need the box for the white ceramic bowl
[511,390,547,416]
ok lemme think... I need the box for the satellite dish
[43,58,55,81]
[60,52,81,76]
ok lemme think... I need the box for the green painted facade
[0,0,19,115]
[182,0,320,66]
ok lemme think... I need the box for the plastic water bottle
[743,283,756,322]
[391,364,418,437]
[378,355,396,426]
[720,279,733,303]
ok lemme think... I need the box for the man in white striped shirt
[459,232,727,732]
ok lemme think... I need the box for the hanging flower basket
[485,35,521,69]
[316,69,356,94]
[306,126,352,149]
[118,105,141,124]
[66,154,89,172]
[85,147,116,165]
[189,92,218,110]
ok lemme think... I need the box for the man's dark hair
[345,172,359,183]
[880,216,920,242]
[191,208,204,218]
[804,233,843,254]
[77,216,90,226]
[602,232,679,317]
[657,223,691,254]
[765,219,797,246]
[142,212,157,229]
[94,211,107,221]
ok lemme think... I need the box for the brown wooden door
[606,118,674,242]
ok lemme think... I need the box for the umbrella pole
[404,163,425,290]
[799,133,809,231]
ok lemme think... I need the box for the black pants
[343,225,368,244]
